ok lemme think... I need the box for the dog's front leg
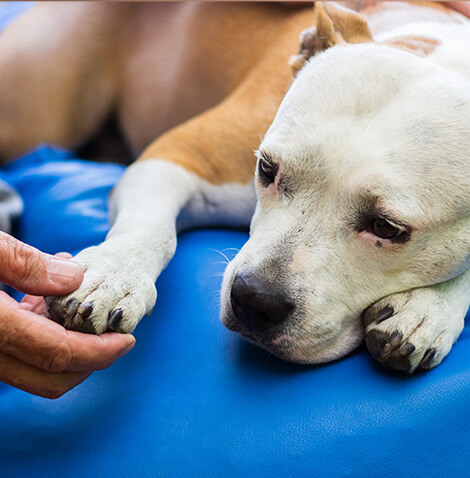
[46,159,255,334]
[363,270,470,373]
[45,22,302,334]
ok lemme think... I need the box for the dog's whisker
[209,248,232,264]
[208,272,226,279]
[211,296,222,306]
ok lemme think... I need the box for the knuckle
[45,342,73,373]
[8,241,43,283]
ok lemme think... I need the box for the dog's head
[221,3,470,363]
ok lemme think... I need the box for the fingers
[0,292,135,373]
[19,294,48,315]
[49,331,136,373]
[0,350,92,399]
[0,237,132,398]
[0,231,83,296]
[54,252,73,260]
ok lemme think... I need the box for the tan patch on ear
[321,2,372,45]
[383,35,440,57]
[315,3,345,51]
[289,2,372,75]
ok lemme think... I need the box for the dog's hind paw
[45,246,157,334]
[363,285,465,373]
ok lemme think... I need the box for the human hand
[0,232,135,398]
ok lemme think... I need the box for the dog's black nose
[230,272,294,332]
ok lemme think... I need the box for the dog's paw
[363,287,464,373]
[45,246,157,334]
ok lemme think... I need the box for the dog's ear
[289,25,318,74]
[290,2,372,75]
[383,36,440,57]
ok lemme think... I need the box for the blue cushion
[1,145,124,256]
[0,145,469,477]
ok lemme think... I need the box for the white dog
[4,2,467,373]
[221,4,470,373]
[222,23,470,373]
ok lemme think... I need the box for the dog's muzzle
[229,271,294,332]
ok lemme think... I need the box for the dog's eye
[370,218,405,240]
[258,158,278,187]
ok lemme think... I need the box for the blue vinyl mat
[0,145,469,477]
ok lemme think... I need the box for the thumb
[0,232,83,296]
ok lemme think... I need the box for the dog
[1,2,469,374]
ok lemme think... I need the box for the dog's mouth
[220,254,366,364]
[222,301,365,365]
[222,308,292,352]
[238,329,298,362]
[222,310,308,362]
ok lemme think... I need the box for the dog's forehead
[264,43,468,156]
[262,43,470,196]
[258,43,470,227]
[269,45,419,135]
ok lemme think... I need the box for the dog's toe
[363,288,464,373]
[365,328,415,372]
[46,296,68,326]
[365,329,402,360]
[45,246,157,335]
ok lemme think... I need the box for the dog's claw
[397,342,415,357]
[65,298,80,317]
[376,305,394,323]
[77,302,93,319]
[363,304,394,327]
[108,309,123,331]
[389,330,403,347]
[69,301,97,334]
[418,348,436,370]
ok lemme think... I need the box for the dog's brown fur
[0,2,460,184]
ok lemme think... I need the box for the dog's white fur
[54,159,257,333]
[221,20,470,370]
[44,3,470,373]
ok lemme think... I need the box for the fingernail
[119,336,136,358]
[47,257,83,285]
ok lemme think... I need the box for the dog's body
[2,1,470,373]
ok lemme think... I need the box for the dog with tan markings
[1,2,470,373]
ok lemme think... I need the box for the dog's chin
[220,308,364,365]
[274,329,364,365]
